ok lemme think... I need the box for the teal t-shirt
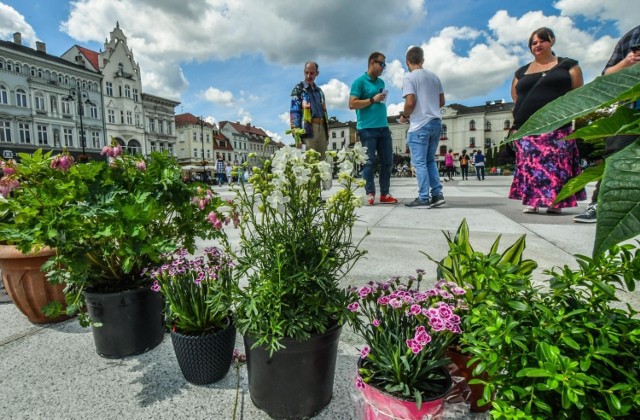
[350,72,388,130]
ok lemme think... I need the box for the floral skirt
[509,126,587,208]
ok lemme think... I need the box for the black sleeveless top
[512,57,578,128]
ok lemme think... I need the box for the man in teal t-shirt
[349,52,398,206]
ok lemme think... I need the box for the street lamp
[64,87,92,161]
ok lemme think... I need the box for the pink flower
[150,280,161,292]
[372,319,380,327]
[358,286,373,298]
[388,298,402,308]
[438,304,453,319]
[414,331,432,345]
[360,345,370,359]
[377,296,390,306]
[429,317,445,331]
[135,160,146,171]
[409,304,422,315]
[355,376,366,389]
[50,154,74,172]
[347,302,359,312]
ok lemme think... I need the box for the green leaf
[508,65,640,140]
[594,140,640,257]
[516,368,551,378]
[554,164,604,203]
[566,106,640,140]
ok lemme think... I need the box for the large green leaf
[507,65,640,141]
[554,165,604,203]
[594,139,640,256]
[565,107,640,140]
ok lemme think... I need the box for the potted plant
[0,144,231,357]
[0,157,69,324]
[463,243,640,417]
[232,139,368,418]
[147,246,237,385]
[346,273,467,418]
[425,218,537,412]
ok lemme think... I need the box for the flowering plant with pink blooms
[0,145,234,326]
[146,246,234,335]
[347,272,467,407]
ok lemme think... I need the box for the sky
[1,0,639,143]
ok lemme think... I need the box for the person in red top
[444,149,455,181]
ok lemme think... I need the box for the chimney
[13,32,22,45]
[36,41,46,53]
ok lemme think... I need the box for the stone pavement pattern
[1,177,637,419]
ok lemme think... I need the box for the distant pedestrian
[216,155,225,186]
[459,149,470,180]
[444,149,455,181]
[474,150,485,180]
[225,162,233,185]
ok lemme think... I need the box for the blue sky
[1,0,638,142]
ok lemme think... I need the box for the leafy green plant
[0,146,231,326]
[147,247,235,335]
[232,142,368,354]
[347,273,466,409]
[464,243,640,418]
[506,64,640,256]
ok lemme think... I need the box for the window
[469,137,476,148]
[193,148,198,158]
[62,100,71,115]
[108,109,115,123]
[63,128,73,147]
[37,68,43,78]
[159,120,165,134]
[118,86,122,97]
[0,120,11,142]
[441,124,448,139]
[149,119,155,132]
[150,142,157,152]
[29,66,36,76]
[504,120,511,130]
[126,111,132,125]
[127,140,141,154]
[14,63,20,74]
[35,94,46,112]
[90,104,98,119]
[6,61,12,72]
[207,150,211,159]
[16,89,28,107]
[133,89,139,102]
[64,76,69,85]
[167,123,172,135]
[439,145,447,156]
[168,144,174,156]
[50,96,58,112]
[469,120,476,131]
[18,122,31,144]
[92,131,101,148]
[485,121,491,131]
[0,59,4,70]
[37,125,48,145]
[332,131,336,138]
[135,113,141,127]
[120,111,124,124]
[125,85,131,98]
[106,82,113,96]
[0,85,7,104]
[192,132,196,141]
[58,74,63,83]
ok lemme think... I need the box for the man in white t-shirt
[398,46,446,208]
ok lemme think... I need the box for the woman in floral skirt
[509,27,586,214]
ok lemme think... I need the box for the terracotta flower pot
[0,245,70,324]
[445,349,493,412]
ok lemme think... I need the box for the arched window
[34,93,45,111]
[485,121,492,131]
[0,59,4,69]
[14,63,21,74]
[16,88,28,107]
[469,120,476,131]
[504,120,511,130]
[441,124,448,139]
[127,139,142,154]
[0,85,8,104]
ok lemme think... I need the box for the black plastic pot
[170,319,236,385]
[84,287,164,358]
[244,324,342,419]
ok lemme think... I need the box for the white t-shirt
[402,68,444,133]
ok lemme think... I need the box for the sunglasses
[373,60,386,68]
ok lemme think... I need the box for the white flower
[352,142,368,164]
[336,147,348,163]
[338,160,355,178]
[292,165,311,185]
[266,190,290,212]
[317,161,332,181]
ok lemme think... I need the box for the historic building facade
[0,33,104,160]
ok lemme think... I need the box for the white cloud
[384,59,407,90]
[237,108,252,125]
[386,102,404,116]
[201,87,235,107]
[0,3,37,46]
[554,0,639,33]
[278,111,289,127]
[321,78,351,110]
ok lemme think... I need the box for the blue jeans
[359,127,393,196]
[407,120,442,201]
[217,173,224,185]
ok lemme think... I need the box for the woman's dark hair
[528,27,555,51]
